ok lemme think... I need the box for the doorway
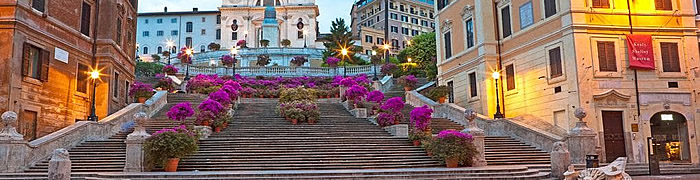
[651,111,690,162]
[19,110,38,141]
[602,111,626,163]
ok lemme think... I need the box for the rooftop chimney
[193,8,199,12]
[164,7,168,13]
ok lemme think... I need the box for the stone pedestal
[383,124,408,138]
[0,111,30,173]
[351,108,367,118]
[569,108,598,164]
[48,149,71,180]
[124,113,151,172]
[462,109,487,167]
[195,126,213,140]
[551,141,571,179]
[262,6,280,47]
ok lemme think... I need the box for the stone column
[124,112,151,172]
[551,141,571,179]
[462,109,487,167]
[48,149,71,180]
[568,108,598,164]
[0,111,30,173]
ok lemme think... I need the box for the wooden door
[19,110,38,141]
[602,111,626,163]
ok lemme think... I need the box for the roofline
[138,11,220,16]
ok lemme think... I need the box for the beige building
[436,0,700,164]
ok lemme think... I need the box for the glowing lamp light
[231,47,239,55]
[341,48,349,56]
[371,50,377,56]
[492,71,501,80]
[89,70,101,80]
[407,58,412,63]
[185,48,193,55]
[383,44,391,50]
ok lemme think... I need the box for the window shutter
[549,47,562,78]
[22,43,31,77]
[40,50,50,82]
[661,43,680,72]
[605,42,617,71]
[597,42,609,71]
[661,43,671,72]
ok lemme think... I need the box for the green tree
[401,32,437,80]
[135,62,164,77]
[323,18,364,65]
[150,54,161,62]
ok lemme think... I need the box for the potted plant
[290,56,308,67]
[257,55,270,67]
[306,109,320,125]
[344,85,368,108]
[221,55,236,67]
[428,85,451,104]
[162,65,179,75]
[377,112,403,127]
[380,63,397,76]
[410,105,433,135]
[409,131,429,147]
[197,99,224,127]
[212,117,225,133]
[432,130,478,168]
[260,39,270,48]
[154,76,175,92]
[281,39,291,47]
[398,75,418,91]
[366,90,384,114]
[326,57,340,68]
[286,108,304,125]
[237,40,247,48]
[129,82,154,103]
[166,102,194,124]
[421,138,435,157]
[144,125,198,172]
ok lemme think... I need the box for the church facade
[220,0,320,49]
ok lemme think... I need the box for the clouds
[137,0,354,33]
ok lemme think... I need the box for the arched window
[157,46,163,54]
[186,22,193,32]
[143,47,149,54]
[200,45,206,52]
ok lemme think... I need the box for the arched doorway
[651,111,690,162]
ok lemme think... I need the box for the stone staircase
[23,93,205,173]
[575,163,700,176]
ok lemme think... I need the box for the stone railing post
[462,109,486,167]
[0,111,30,173]
[568,108,598,164]
[124,112,151,172]
[48,148,71,180]
[551,141,571,179]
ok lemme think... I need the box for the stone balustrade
[374,76,393,93]
[182,65,379,77]
[0,91,169,173]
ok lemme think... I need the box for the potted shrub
[286,108,304,125]
[129,82,154,103]
[428,85,451,104]
[257,55,270,67]
[291,56,308,67]
[166,103,194,124]
[421,138,435,157]
[237,40,247,48]
[260,39,270,48]
[344,85,368,108]
[409,131,429,147]
[433,130,478,168]
[144,125,198,172]
[326,57,340,68]
[377,112,403,127]
[410,105,433,135]
[281,39,291,47]
[209,90,232,108]
[154,76,175,92]
[381,63,397,75]
[162,65,179,75]
[306,109,320,124]
[197,99,224,127]
[221,55,236,67]
[366,90,384,114]
[212,117,225,133]
[398,75,418,91]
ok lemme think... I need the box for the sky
[137,0,355,33]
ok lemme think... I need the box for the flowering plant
[154,77,175,92]
[187,74,217,94]
[224,80,242,91]
[326,57,340,67]
[257,55,270,66]
[366,90,385,103]
[197,99,224,124]
[237,40,247,48]
[381,63,397,75]
[240,87,257,97]
[345,85,368,103]
[166,103,194,122]
[129,82,154,99]
[144,125,198,168]
[177,47,192,64]
[380,97,405,113]
[162,65,179,75]
[221,55,237,67]
[410,105,433,132]
[432,130,478,166]
[339,77,357,87]
[209,90,231,107]
[377,112,403,127]
[290,56,308,66]
[398,75,418,89]
[220,85,239,101]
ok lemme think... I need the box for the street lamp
[341,48,349,77]
[303,30,308,48]
[383,44,391,64]
[165,40,175,64]
[371,50,378,80]
[87,69,101,122]
[492,71,504,119]
[231,47,238,79]
[184,48,193,81]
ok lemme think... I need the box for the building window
[156,30,163,36]
[505,64,515,91]
[412,18,419,24]
[400,5,405,11]
[465,19,474,48]
[377,38,384,44]
[402,27,409,35]
[216,29,221,40]
[298,31,304,39]
[77,64,89,93]
[444,31,452,59]
[32,0,45,13]
[158,46,164,54]
[185,37,192,48]
[437,0,449,11]
[201,29,206,35]
[401,16,408,22]
[365,35,373,43]
[469,72,478,98]
[501,6,512,38]
[391,26,398,33]
[391,39,399,48]
[592,0,610,8]
[186,22,193,32]
[157,19,163,24]
[548,47,563,78]
[143,47,148,54]
[143,31,149,37]
[660,42,680,72]
[447,81,454,103]
[22,44,49,81]
[124,81,130,103]
[377,16,380,22]
[171,30,178,36]
[113,72,119,98]
[200,45,205,53]
[597,41,617,72]
[391,13,398,20]
[201,17,206,22]
[655,0,672,10]
[411,30,419,36]
[544,0,557,18]
[80,2,91,36]
[116,18,123,46]
[171,18,177,23]
[232,32,238,40]
[145,19,149,24]
[519,1,534,29]
[216,15,221,24]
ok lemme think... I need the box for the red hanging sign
[626,34,655,70]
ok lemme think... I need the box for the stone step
[186,152,431,158]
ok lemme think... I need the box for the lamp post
[165,40,174,64]
[341,48,349,77]
[383,44,391,64]
[303,30,308,48]
[87,69,101,122]
[184,48,193,81]
[492,71,504,119]
[372,50,378,81]
[231,47,238,79]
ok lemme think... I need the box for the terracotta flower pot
[201,120,210,126]
[223,122,229,128]
[164,158,180,172]
[291,119,298,125]
[308,119,316,125]
[138,97,147,103]
[259,95,264,98]
[445,157,459,168]
[413,140,421,147]
[427,150,433,157]
[438,97,447,104]
[404,87,413,91]
[215,127,222,133]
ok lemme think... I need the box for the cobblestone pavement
[633,174,700,180]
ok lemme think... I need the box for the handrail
[377,76,393,93]
[181,65,379,77]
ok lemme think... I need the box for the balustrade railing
[180,65,378,77]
